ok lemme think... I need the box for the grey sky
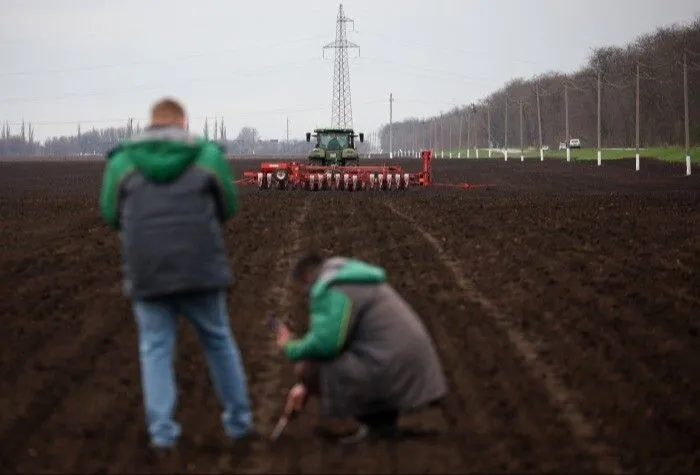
[1,0,698,142]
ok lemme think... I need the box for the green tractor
[305,128,364,166]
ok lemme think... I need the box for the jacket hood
[311,257,387,298]
[108,126,205,182]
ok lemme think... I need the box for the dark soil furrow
[1,157,699,473]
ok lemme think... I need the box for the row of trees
[0,121,335,157]
[0,121,37,156]
[380,17,700,153]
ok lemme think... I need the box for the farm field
[0,156,699,474]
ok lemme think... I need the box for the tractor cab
[306,128,364,166]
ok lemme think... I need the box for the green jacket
[98,125,239,299]
[283,258,387,361]
[100,128,238,229]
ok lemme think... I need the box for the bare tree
[386,17,700,150]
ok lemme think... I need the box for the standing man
[99,98,254,451]
[276,253,447,443]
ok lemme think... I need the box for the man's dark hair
[292,252,324,282]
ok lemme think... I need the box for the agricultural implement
[235,150,491,191]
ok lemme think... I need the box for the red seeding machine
[235,150,491,191]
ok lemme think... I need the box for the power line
[0,34,329,78]
[0,59,320,104]
[1,98,389,127]
[359,31,552,68]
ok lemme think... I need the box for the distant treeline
[0,120,372,157]
[379,17,700,152]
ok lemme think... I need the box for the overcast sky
[1,0,698,142]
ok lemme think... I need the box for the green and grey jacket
[283,257,384,361]
[99,125,238,300]
[284,257,448,417]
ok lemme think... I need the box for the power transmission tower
[389,93,393,159]
[323,3,360,128]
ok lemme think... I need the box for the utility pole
[458,114,463,158]
[389,93,393,159]
[684,51,691,176]
[635,62,640,171]
[519,100,524,162]
[412,121,416,157]
[504,99,509,161]
[473,106,478,158]
[449,118,453,158]
[286,116,290,155]
[565,84,570,162]
[466,111,472,158]
[536,85,543,161]
[487,105,492,157]
[597,68,602,166]
[438,117,443,158]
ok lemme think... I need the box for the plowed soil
[1,156,699,474]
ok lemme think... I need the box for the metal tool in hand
[270,412,292,441]
[268,312,297,441]
[270,399,301,441]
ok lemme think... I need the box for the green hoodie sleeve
[283,287,353,361]
[196,143,238,221]
[99,149,135,230]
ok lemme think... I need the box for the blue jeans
[132,290,253,448]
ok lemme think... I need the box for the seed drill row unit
[236,150,491,191]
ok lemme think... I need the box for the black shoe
[227,427,263,446]
[238,428,263,440]
[149,442,177,460]
[337,423,399,444]
[338,424,370,444]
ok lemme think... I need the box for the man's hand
[284,383,308,415]
[276,323,292,349]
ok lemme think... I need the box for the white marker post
[566,148,571,162]
[540,148,544,162]
[687,155,692,176]
[597,150,602,166]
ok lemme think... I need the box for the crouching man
[275,253,448,443]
